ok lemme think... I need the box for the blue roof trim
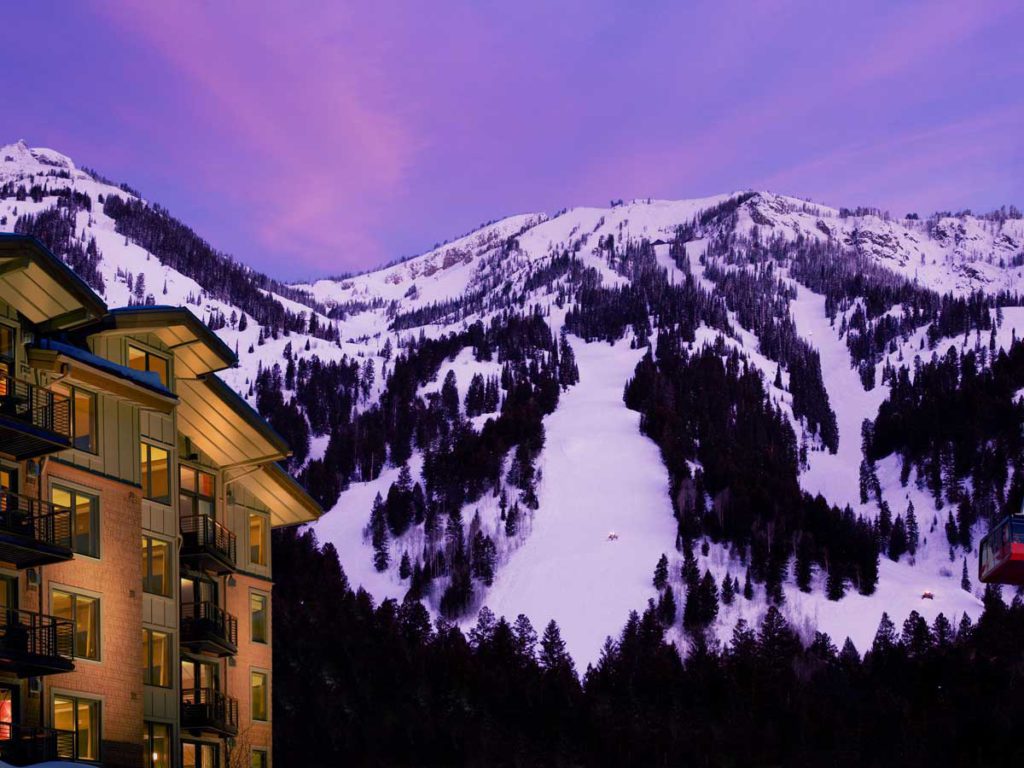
[36,338,177,398]
[107,305,238,368]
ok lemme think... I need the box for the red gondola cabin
[979,516,1024,585]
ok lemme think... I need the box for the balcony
[0,491,74,568]
[0,608,74,677]
[181,601,238,657]
[180,515,236,575]
[0,375,71,460]
[181,688,238,736]
[0,725,76,766]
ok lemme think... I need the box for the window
[250,592,268,644]
[0,468,15,516]
[251,671,268,721]
[181,658,218,694]
[145,721,171,768]
[141,443,170,504]
[179,466,215,518]
[52,589,99,660]
[0,685,16,741]
[249,514,268,567]
[182,741,218,768]
[51,384,96,453]
[54,694,100,761]
[0,325,13,381]
[50,486,99,557]
[251,748,269,768]
[143,629,171,687]
[0,575,17,611]
[142,537,172,597]
[128,345,169,387]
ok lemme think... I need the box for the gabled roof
[236,461,323,528]
[176,374,290,468]
[0,234,107,329]
[96,306,237,377]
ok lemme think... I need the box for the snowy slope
[4,139,1018,663]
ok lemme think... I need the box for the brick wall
[27,461,144,768]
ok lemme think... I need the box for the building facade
[0,234,320,767]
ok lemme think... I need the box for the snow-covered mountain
[5,139,1023,667]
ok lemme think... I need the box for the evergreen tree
[398,551,412,580]
[653,554,669,590]
[721,570,735,605]
[539,620,573,677]
[906,500,920,555]
[961,558,972,593]
[370,492,390,572]
[888,515,908,561]
[742,568,754,600]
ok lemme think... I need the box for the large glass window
[143,629,171,687]
[182,741,218,768]
[250,592,268,644]
[144,721,171,768]
[141,443,170,504]
[249,514,268,567]
[54,694,100,761]
[51,383,96,453]
[0,326,13,381]
[50,486,99,557]
[251,671,269,721]
[52,589,99,660]
[142,537,172,597]
[0,468,15,516]
[128,345,169,387]
[179,466,215,519]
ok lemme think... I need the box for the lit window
[251,748,269,768]
[144,721,171,768]
[52,589,99,660]
[142,536,172,596]
[251,671,268,721]
[50,486,99,557]
[54,694,100,761]
[249,514,268,567]
[52,384,96,452]
[250,592,268,644]
[141,443,170,504]
[128,345,169,387]
[179,465,215,518]
[182,741,218,768]
[143,628,171,687]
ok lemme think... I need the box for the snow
[482,337,678,667]
[789,283,888,509]
[1,139,1015,661]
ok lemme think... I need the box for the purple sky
[3,1,1022,279]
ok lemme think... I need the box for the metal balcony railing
[181,688,239,736]
[0,374,71,435]
[180,515,236,574]
[0,724,76,766]
[0,490,74,567]
[181,601,238,656]
[0,608,74,676]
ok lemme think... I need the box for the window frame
[249,590,269,645]
[127,344,170,388]
[140,442,171,505]
[51,383,97,454]
[144,720,172,768]
[52,692,101,762]
[248,513,269,568]
[142,535,173,597]
[50,484,100,558]
[179,464,216,519]
[250,669,269,722]
[251,747,269,768]
[143,628,172,688]
[182,740,219,768]
[51,588,101,661]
